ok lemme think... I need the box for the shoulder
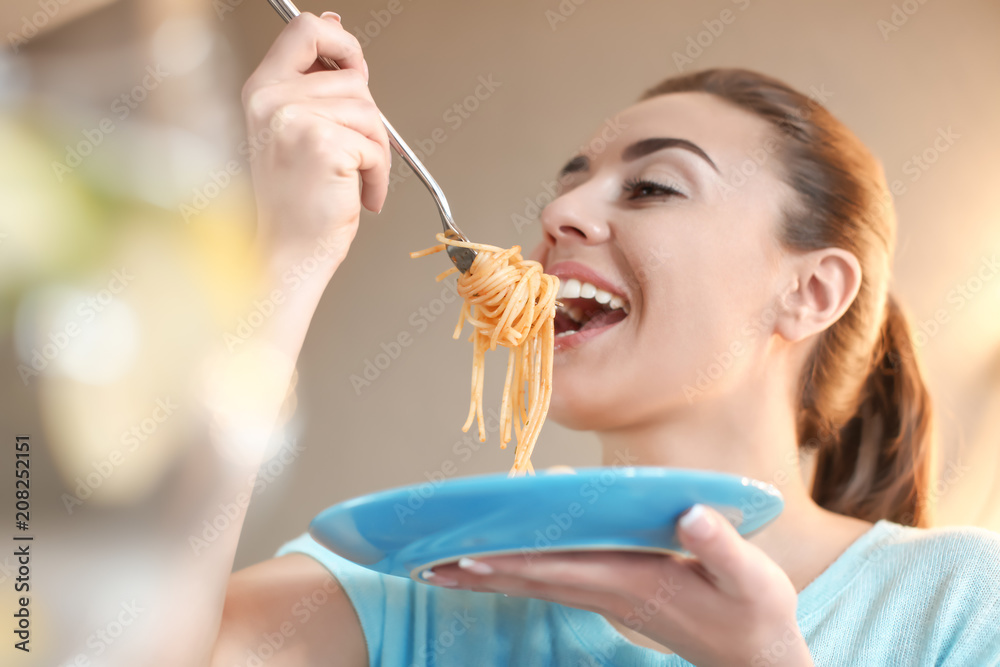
[863,520,1000,583]
[856,520,1000,612]
[840,520,1000,663]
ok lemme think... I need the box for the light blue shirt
[276,519,1000,665]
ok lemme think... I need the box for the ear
[775,248,862,343]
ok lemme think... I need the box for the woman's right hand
[241,11,391,278]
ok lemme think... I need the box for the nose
[539,189,611,247]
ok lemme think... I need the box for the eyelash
[622,177,685,200]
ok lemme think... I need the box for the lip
[552,318,623,351]
[546,261,629,301]
[546,261,630,352]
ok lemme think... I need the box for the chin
[546,387,619,432]
[547,369,695,434]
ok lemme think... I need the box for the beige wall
[1,0,998,598]
[223,0,1000,569]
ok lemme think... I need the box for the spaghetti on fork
[411,233,559,476]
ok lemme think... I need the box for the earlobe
[774,249,862,343]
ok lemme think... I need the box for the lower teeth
[555,330,578,338]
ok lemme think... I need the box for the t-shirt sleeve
[275,532,418,666]
[273,533,584,666]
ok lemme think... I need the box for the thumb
[676,503,765,599]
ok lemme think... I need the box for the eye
[623,177,685,200]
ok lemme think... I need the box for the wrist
[218,239,340,382]
[253,238,344,307]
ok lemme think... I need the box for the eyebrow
[558,155,589,177]
[558,136,720,177]
[623,137,719,172]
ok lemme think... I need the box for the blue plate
[308,466,783,581]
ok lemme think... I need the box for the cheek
[547,289,756,429]
[543,232,778,428]
[637,276,774,405]
[528,241,548,265]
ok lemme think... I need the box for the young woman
[211,12,1000,666]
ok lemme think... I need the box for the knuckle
[242,85,273,125]
[343,32,364,58]
[289,11,322,34]
[356,99,384,129]
[270,103,298,130]
[241,75,264,109]
[290,12,335,45]
[313,133,361,177]
[292,11,362,59]
[301,120,339,147]
[339,67,367,88]
[240,78,254,107]
[354,97,379,116]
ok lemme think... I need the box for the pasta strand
[413,232,558,476]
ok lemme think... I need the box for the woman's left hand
[425,504,813,667]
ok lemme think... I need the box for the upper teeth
[557,278,629,314]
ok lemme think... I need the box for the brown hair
[640,69,934,527]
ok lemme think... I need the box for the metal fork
[265,0,477,273]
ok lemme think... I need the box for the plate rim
[308,466,785,578]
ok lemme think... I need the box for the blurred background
[1,0,998,664]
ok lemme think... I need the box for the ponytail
[810,295,934,527]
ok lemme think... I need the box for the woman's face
[532,91,797,432]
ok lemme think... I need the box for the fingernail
[362,59,370,83]
[419,569,458,587]
[320,11,342,22]
[679,503,715,539]
[458,557,494,575]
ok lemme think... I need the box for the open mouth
[553,278,630,340]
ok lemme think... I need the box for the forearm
[155,8,388,659]
[146,244,338,666]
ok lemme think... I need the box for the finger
[433,552,696,624]
[437,551,669,600]
[246,76,391,212]
[284,120,386,202]
[309,100,391,198]
[264,69,376,105]
[255,12,366,83]
[278,98,387,153]
[293,101,390,211]
[428,562,624,617]
[243,70,377,146]
[264,102,388,213]
[360,159,389,213]
[675,504,768,599]
[328,129,388,212]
